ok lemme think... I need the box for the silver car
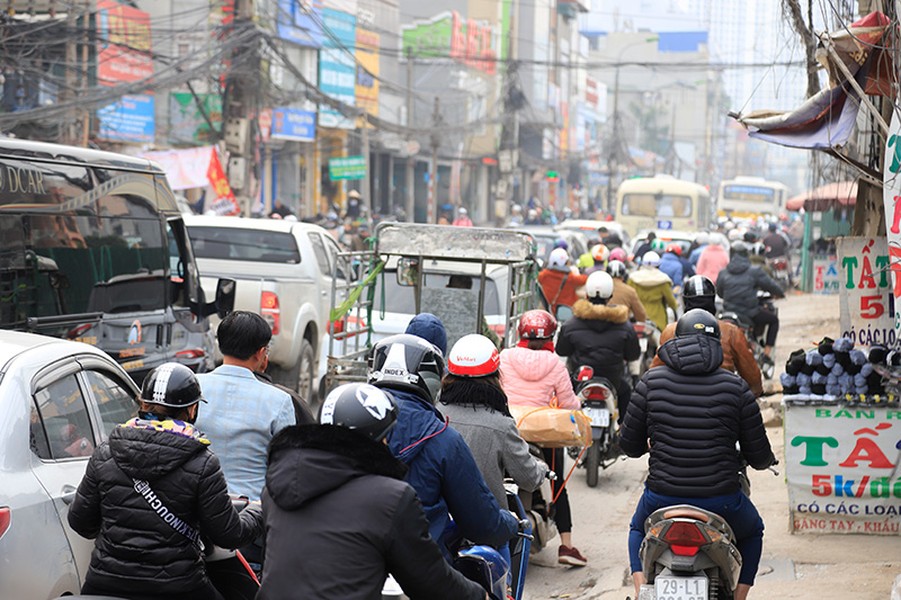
[0,330,139,598]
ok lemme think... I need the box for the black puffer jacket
[556,300,641,387]
[67,418,263,593]
[716,254,783,318]
[259,425,485,600]
[620,334,775,497]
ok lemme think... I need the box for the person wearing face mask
[68,363,264,600]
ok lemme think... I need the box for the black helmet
[750,241,766,256]
[319,383,398,442]
[682,275,716,299]
[730,240,750,257]
[606,259,627,279]
[368,333,446,403]
[675,308,721,339]
[140,363,206,408]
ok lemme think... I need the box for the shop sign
[784,402,901,535]
[882,109,901,334]
[400,11,497,75]
[813,255,840,294]
[271,107,317,142]
[328,155,366,180]
[276,0,323,48]
[355,28,380,120]
[169,92,222,144]
[97,94,155,143]
[319,8,356,129]
[838,237,898,349]
[96,0,153,85]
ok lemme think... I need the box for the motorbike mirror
[396,257,419,287]
[555,304,573,322]
[576,365,594,381]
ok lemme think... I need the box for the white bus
[717,176,788,219]
[616,174,711,237]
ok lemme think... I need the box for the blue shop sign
[271,107,317,142]
[276,0,323,47]
[97,94,155,143]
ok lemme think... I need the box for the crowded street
[3,1,901,600]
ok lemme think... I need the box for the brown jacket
[538,269,588,313]
[610,279,647,323]
[650,319,763,396]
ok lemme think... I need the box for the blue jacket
[659,253,683,287]
[679,256,695,279]
[405,313,448,356]
[689,244,707,267]
[386,388,518,557]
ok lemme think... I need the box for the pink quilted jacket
[499,346,580,410]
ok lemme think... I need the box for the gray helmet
[368,333,445,403]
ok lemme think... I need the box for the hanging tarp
[730,12,893,150]
[786,181,857,211]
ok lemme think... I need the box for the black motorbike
[567,365,620,487]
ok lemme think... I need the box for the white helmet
[547,247,570,271]
[695,232,710,246]
[727,228,742,242]
[642,251,661,267]
[458,207,468,215]
[585,271,614,301]
[607,259,627,279]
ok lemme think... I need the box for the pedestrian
[258,383,487,600]
[620,310,776,600]
[345,189,362,220]
[68,363,264,600]
[453,206,474,227]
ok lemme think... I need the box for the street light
[606,36,659,216]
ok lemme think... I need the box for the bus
[615,174,711,237]
[0,139,234,383]
[717,176,788,219]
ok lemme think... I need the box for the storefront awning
[786,181,857,211]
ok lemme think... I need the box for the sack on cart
[509,405,591,448]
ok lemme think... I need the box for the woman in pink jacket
[499,310,587,567]
[695,238,730,284]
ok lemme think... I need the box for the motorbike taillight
[585,387,608,400]
[633,322,646,335]
[662,521,707,556]
[576,366,594,381]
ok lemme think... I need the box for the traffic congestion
[2,2,901,599]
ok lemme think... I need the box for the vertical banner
[882,109,901,336]
[318,8,357,129]
[838,237,898,349]
[784,402,901,535]
[355,28,380,121]
[207,150,241,215]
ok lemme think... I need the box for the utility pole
[222,0,258,216]
[496,0,520,226]
[404,46,415,222]
[62,5,79,145]
[427,96,440,224]
[606,65,620,216]
[361,120,371,215]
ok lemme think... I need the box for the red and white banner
[141,146,240,215]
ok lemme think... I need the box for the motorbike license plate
[639,337,648,352]
[655,576,708,600]
[584,406,609,427]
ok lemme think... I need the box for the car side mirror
[396,257,419,287]
[214,278,236,318]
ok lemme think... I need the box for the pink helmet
[609,247,627,263]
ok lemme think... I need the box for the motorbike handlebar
[517,518,534,540]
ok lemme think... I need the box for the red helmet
[517,310,557,340]
[665,243,682,256]
[447,334,500,377]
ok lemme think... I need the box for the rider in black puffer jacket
[620,311,775,600]
[68,363,263,600]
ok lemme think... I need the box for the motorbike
[766,255,792,290]
[633,320,660,375]
[566,365,620,488]
[719,291,777,380]
[637,504,742,600]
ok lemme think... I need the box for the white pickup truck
[184,215,348,402]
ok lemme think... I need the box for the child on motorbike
[499,310,587,566]
[67,363,263,600]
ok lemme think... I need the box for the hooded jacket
[499,346,580,409]
[405,313,448,356]
[439,382,547,508]
[651,319,763,396]
[627,269,677,331]
[67,418,263,594]
[695,243,729,284]
[556,300,641,387]
[658,252,683,287]
[259,425,484,600]
[385,387,518,556]
[716,254,784,318]
[620,334,775,497]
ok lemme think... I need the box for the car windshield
[373,271,501,315]
[187,226,301,263]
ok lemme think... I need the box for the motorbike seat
[645,504,736,540]
[662,507,711,522]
